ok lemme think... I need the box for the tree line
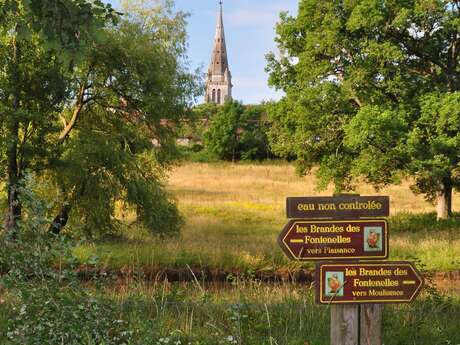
[2,0,459,241]
[184,0,460,221]
[181,101,275,162]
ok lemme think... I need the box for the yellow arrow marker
[290,239,304,244]
[403,280,416,285]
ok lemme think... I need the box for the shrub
[6,285,134,345]
[0,176,135,345]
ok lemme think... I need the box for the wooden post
[360,304,382,345]
[331,304,382,345]
[330,305,359,345]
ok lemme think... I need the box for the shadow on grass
[390,212,460,233]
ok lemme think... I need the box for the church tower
[205,1,232,105]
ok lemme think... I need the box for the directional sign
[286,196,390,219]
[278,219,388,261]
[316,262,424,304]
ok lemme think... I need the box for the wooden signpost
[278,195,424,345]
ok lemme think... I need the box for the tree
[204,101,244,161]
[266,0,460,219]
[50,1,199,237]
[0,0,117,232]
[0,0,199,237]
[204,101,272,161]
[238,104,273,160]
[178,102,219,148]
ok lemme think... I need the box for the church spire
[205,1,232,105]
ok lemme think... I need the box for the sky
[107,0,298,104]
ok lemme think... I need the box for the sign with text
[278,219,388,261]
[286,196,390,219]
[316,262,424,304]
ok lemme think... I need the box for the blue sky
[107,0,298,104]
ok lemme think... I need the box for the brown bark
[58,82,87,143]
[5,122,21,232]
[436,179,453,220]
[4,27,21,233]
[49,202,72,235]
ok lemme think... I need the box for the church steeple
[205,1,232,105]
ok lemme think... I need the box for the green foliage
[0,0,119,55]
[407,93,460,201]
[179,148,220,163]
[0,176,135,345]
[384,288,460,344]
[204,101,244,161]
[266,0,460,207]
[266,84,357,191]
[390,212,460,234]
[204,101,273,161]
[0,0,200,237]
[0,16,69,181]
[6,286,134,345]
[343,105,410,187]
[178,103,220,147]
[115,287,331,345]
[192,103,220,121]
[0,175,74,282]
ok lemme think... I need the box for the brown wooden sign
[278,219,388,261]
[316,262,424,304]
[286,196,390,219]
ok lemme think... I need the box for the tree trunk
[4,28,21,233]
[436,179,453,220]
[49,202,72,235]
[5,121,21,232]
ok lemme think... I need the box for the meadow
[2,161,460,344]
[2,276,460,344]
[76,162,460,275]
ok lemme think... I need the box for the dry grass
[75,162,460,272]
[169,162,460,214]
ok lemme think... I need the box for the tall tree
[0,0,200,236]
[0,0,117,232]
[49,1,200,237]
[267,0,460,219]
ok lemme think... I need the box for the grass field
[3,162,460,344]
[75,162,460,274]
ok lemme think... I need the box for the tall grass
[2,278,459,344]
[75,162,460,273]
[2,162,460,344]
[107,280,460,344]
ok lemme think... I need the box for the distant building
[204,1,232,105]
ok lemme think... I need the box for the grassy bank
[75,162,460,274]
[1,281,460,344]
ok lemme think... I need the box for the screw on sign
[278,219,389,261]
